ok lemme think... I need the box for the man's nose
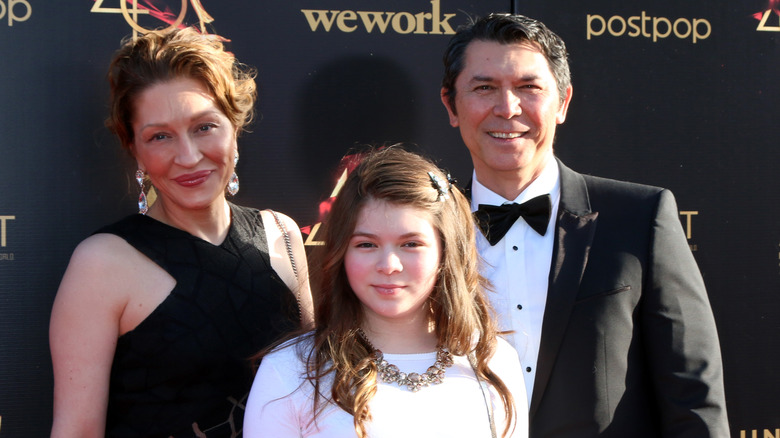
[493,89,522,119]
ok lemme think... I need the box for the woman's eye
[198,123,217,133]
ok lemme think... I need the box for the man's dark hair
[441,13,571,112]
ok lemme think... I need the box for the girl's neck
[361,316,437,354]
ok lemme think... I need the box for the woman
[50,28,313,437]
[244,147,528,437]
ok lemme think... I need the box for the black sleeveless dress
[98,203,299,438]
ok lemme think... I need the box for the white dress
[243,334,528,438]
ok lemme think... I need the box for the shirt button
[526,367,532,372]
[512,246,518,251]
[516,304,523,310]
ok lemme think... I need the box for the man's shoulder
[560,160,667,200]
[582,173,664,196]
[557,161,678,220]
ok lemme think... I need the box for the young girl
[244,147,528,437]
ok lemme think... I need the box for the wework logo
[301,0,456,34]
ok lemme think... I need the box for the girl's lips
[174,170,212,186]
[373,284,403,295]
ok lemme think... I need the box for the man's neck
[475,156,552,201]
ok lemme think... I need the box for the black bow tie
[474,194,552,245]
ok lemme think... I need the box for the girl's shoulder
[264,332,315,363]
[490,336,524,370]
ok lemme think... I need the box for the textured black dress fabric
[97,203,299,438]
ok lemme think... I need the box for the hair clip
[428,171,450,202]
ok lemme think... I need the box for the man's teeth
[489,132,522,139]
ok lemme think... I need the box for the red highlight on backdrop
[753,0,780,19]
[753,0,780,31]
[91,0,214,35]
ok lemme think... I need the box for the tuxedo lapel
[529,160,598,420]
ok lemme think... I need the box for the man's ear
[556,85,573,125]
[440,87,459,128]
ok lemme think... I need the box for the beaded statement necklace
[358,329,454,392]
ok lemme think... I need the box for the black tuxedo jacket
[471,159,729,437]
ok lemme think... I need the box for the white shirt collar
[471,156,560,212]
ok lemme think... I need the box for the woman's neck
[147,198,231,245]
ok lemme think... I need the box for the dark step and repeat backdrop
[0,0,777,436]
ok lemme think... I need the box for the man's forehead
[464,38,544,58]
[459,40,548,76]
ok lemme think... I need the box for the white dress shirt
[470,157,560,407]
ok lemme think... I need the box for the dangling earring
[227,152,239,196]
[136,169,148,215]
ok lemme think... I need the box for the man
[440,13,729,437]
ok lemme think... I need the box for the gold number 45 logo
[91,0,214,38]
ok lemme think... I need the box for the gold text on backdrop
[740,429,780,438]
[587,11,711,43]
[0,216,15,247]
[90,0,214,39]
[755,7,780,31]
[0,0,31,26]
[679,211,698,240]
[301,0,456,34]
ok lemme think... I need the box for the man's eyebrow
[468,74,542,83]
[469,75,494,82]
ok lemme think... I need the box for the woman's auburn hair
[304,146,516,437]
[105,27,256,152]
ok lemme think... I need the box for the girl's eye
[402,241,423,248]
[355,242,375,248]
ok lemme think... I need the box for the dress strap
[268,210,302,324]
[469,353,497,438]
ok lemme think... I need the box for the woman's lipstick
[174,170,212,187]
